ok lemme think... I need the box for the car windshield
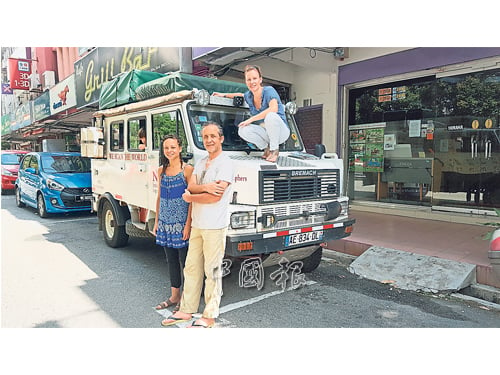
[187,103,304,152]
[41,155,91,173]
[1,153,25,165]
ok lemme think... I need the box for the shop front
[340,48,500,214]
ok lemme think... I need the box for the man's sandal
[161,314,191,327]
[187,319,215,328]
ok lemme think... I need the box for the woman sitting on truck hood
[213,64,290,163]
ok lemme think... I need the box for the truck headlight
[194,89,210,106]
[285,101,297,115]
[47,178,65,191]
[230,211,255,229]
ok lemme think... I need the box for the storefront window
[347,76,435,205]
[346,69,500,210]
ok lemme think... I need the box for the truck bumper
[225,218,356,258]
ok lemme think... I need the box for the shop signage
[377,86,406,102]
[349,123,385,172]
[11,102,32,131]
[1,114,12,136]
[74,47,180,108]
[8,58,32,90]
[49,74,77,115]
[1,83,13,95]
[33,91,51,121]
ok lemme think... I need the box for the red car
[1,150,28,193]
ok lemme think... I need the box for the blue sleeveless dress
[156,169,189,249]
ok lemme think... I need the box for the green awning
[135,71,248,100]
[99,69,165,109]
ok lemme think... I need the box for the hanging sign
[8,58,32,90]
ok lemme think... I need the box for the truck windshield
[187,103,304,152]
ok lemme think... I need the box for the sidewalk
[326,204,500,289]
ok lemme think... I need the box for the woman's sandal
[173,303,180,313]
[155,298,178,310]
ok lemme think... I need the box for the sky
[2,1,498,47]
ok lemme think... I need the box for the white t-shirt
[191,152,235,229]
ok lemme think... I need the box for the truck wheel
[37,193,49,218]
[102,200,129,248]
[15,187,25,207]
[301,247,323,273]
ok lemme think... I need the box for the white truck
[81,72,355,272]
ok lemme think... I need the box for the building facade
[2,47,499,215]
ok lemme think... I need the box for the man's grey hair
[201,121,224,137]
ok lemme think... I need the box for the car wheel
[102,200,129,248]
[301,246,323,273]
[15,187,25,207]
[37,193,49,218]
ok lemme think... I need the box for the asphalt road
[2,191,499,374]
[2,192,500,329]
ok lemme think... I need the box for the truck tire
[102,200,129,248]
[301,246,323,273]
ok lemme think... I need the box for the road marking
[219,280,316,314]
[155,280,317,328]
[45,217,96,225]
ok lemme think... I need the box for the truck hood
[229,152,344,206]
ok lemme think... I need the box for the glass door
[431,68,500,212]
[432,117,500,211]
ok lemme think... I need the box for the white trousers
[238,112,290,151]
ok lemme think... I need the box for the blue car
[15,152,92,218]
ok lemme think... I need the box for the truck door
[122,116,150,209]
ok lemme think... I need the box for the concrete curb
[321,247,500,304]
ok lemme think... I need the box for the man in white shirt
[161,122,235,328]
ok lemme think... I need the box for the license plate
[76,195,92,202]
[285,230,323,247]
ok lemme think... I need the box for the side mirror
[182,152,194,162]
[314,144,326,157]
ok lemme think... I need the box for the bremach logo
[291,170,317,177]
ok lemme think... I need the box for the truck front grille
[260,202,324,229]
[260,169,339,203]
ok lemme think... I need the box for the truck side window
[152,110,186,153]
[111,122,124,151]
[127,117,147,151]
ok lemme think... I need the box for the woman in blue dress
[153,135,193,311]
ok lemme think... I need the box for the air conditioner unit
[42,70,56,90]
